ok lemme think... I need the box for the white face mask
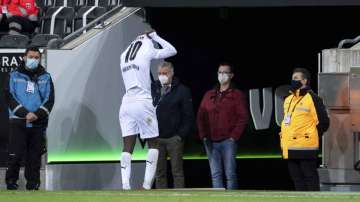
[218,73,229,84]
[158,75,169,85]
[25,58,40,70]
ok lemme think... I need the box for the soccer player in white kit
[119,31,177,190]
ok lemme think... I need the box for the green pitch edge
[47,152,283,163]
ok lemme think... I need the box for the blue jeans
[204,138,238,189]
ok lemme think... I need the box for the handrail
[338,35,360,49]
[47,6,142,48]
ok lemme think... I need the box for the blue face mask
[25,58,39,70]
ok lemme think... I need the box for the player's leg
[142,137,159,189]
[138,99,160,190]
[123,135,137,153]
[121,135,137,190]
[119,99,139,190]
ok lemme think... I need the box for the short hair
[25,47,41,56]
[293,68,311,84]
[219,62,234,73]
[158,61,174,73]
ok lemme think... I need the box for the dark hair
[25,47,41,56]
[219,62,234,73]
[293,68,311,85]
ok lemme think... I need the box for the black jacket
[152,77,194,139]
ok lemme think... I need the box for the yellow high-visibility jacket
[280,88,329,159]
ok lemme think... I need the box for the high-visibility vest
[280,89,322,159]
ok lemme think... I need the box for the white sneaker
[123,184,131,190]
[142,182,151,190]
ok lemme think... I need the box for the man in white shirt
[119,31,177,190]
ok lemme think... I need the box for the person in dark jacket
[152,61,194,188]
[3,47,54,190]
[197,62,248,190]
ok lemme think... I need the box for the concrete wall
[45,9,161,190]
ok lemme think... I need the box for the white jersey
[120,32,177,98]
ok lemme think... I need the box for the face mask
[158,75,169,85]
[218,73,229,84]
[291,80,303,91]
[25,58,39,70]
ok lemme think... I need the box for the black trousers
[5,120,46,188]
[288,159,320,191]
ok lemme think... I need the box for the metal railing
[47,5,144,49]
[338,35,360,49]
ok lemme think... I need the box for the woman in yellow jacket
[280,68,329,191]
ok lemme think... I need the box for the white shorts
[119,97,159,139]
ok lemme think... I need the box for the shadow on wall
[59,104,118,189]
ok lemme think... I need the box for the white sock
[143,149,159,190]
[121,152,132,190]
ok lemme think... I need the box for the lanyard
[286,94,305,118]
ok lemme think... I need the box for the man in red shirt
[6,0,39,35]
[197,62,248,189]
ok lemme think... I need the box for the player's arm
[148,32,177,59]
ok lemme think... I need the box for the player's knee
[122,145,134,154]
[122,136,137,153]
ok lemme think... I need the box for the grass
[1,190,360,202]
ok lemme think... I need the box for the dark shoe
[26,183,40,190]
[6,183,18,190]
